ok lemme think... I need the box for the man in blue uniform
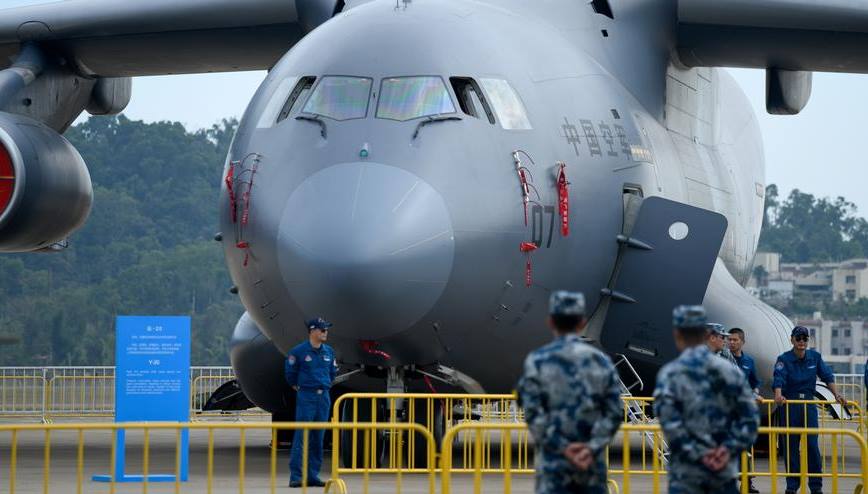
[654,305,759,494]
[773,326,847,494]
[516,291,623,494]
[863,357,867,407]
[863,358,868,406]
[285,317,338,488]
[728,327,761,494]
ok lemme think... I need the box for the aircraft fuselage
[222,0,789,398]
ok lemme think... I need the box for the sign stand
[93,316,191,483]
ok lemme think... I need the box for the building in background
[832,259,868,302]
[750,254,868,304]
[750,253,868,374]
[796,314,867,374]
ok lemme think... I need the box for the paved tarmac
[1,425,864,493]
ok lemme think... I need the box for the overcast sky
[3,1,867,213]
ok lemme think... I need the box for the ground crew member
[864,357,868,405]
[284,317,338,488]
[516,291,622,494]
[728,327,761,494]
[706,323,737,365]
[773,326,846,494]
[654,305,759,494]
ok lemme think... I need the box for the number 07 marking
[531,205,556,248]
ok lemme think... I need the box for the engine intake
[0,112,92,252]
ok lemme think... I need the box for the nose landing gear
[337,366,454,469]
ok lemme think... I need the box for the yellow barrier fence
[330,392,524,476]
[440,423,868,494]
[46,375,114,419]
[2,417,866,493]
[834,374,866,420]
[0,421,435,494]
[0,366,266,422]
[329,394,867,478]
[189,375,270,421]
[0,374,46,419]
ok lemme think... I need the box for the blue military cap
[305,317,333,331]
[673,305,706,329]
[791,326,810,338]
[549,291,586,317]
[706,323,730,337]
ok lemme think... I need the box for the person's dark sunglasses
[794,335,809,342]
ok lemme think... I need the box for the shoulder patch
[288,355,296,365]
[775,361,784,370]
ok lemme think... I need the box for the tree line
[759,184,868,262]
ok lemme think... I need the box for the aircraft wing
[0,0,341,76]
[678,0,868,73]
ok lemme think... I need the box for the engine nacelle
[0,112,92,252]
[230,312,294,414]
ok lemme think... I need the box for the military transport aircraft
[0,0,858,425]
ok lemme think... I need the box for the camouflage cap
[549,291,586,317]
[672,305,706,329]
[706,323,730,337]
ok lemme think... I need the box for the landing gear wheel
[339,398,386,468]
[408,398,445,469]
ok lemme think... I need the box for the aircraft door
[598,197,727,375]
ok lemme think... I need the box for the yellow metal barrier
[330,392,522,476]
[834,375,866,420]
[1,421,435,494]
[45,375,114,420]
[440,423,868,494]
[0,366,264,422]
[441,423,868,494]
[0,374,47,419]
[189,375,270,421]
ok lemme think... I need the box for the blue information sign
[93,316,191,483]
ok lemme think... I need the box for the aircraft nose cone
[278,163,454,339]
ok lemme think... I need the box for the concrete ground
[0,425,864,494]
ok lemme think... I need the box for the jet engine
[0,112,92,252]
[230,312,294,414]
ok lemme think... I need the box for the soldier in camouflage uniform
[707,323,738,366]
[516,291,623,494]
[654,306,760,494]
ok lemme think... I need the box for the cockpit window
[376,77,456,121]
[479,78,532,130]
[277,76,316,124]
[450,77,496,124]
[256,76,299,128]
[303,76,373,121]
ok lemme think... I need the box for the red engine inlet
[0,143,13,217]
[0,111,92,252]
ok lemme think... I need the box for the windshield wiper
[296,114,327,139]
[412,115,462,140]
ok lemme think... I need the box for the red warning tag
[557,162,569,237]
[519,242,539,287]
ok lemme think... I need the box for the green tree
[0,116,243,365]
[759,187,866,262]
